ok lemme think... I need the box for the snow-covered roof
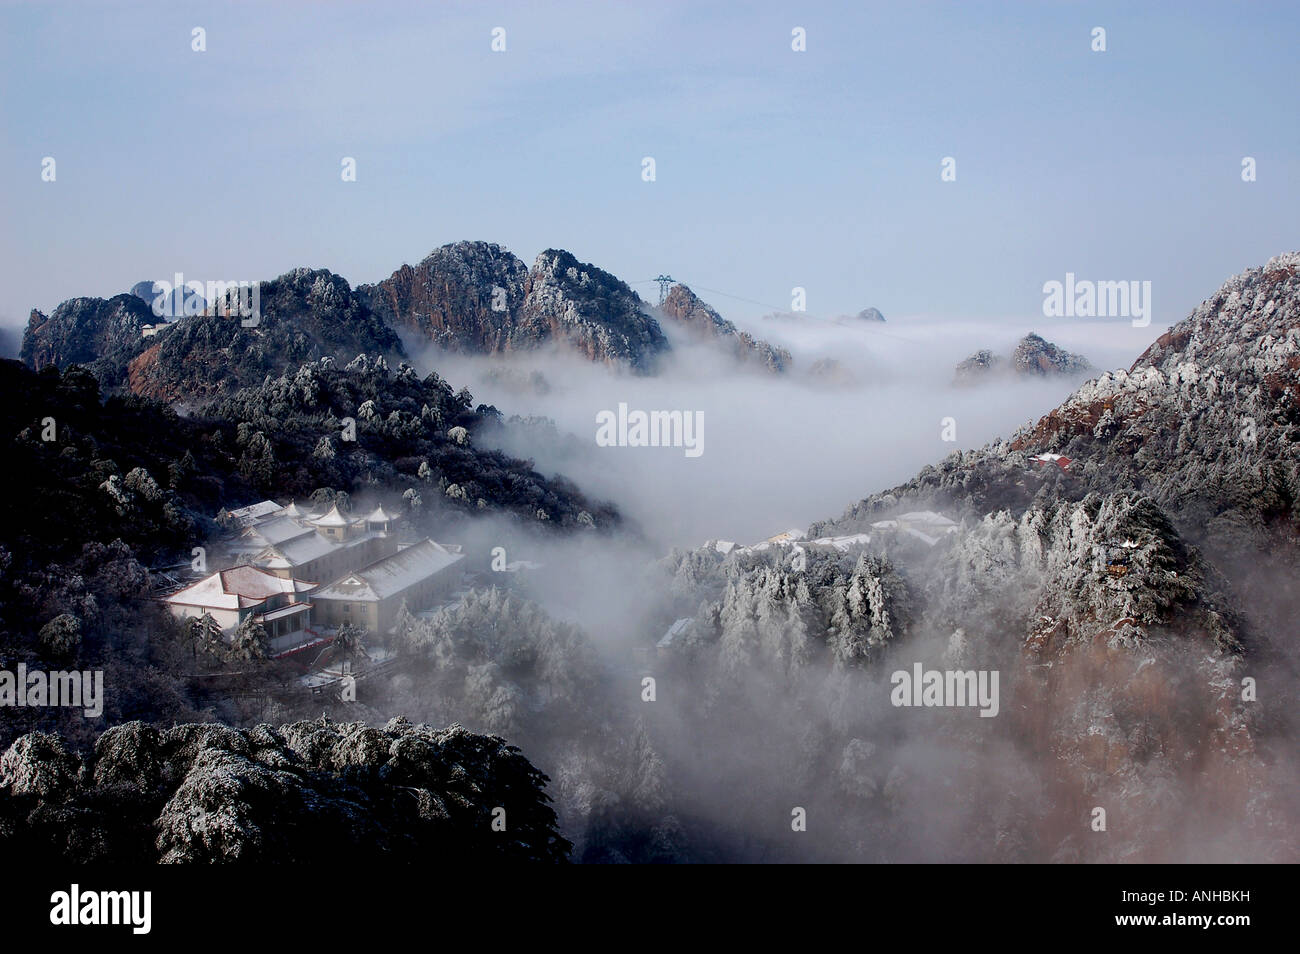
[732,528,810,554]
[260,601,312,623]
[765,528,805,544]
[870,511,958,547]
[259,534,337,566]
[312,539,464,602]
[277,501,316,519]
[658,617,692,649]
[242,515,315,547]
[220,500,282,528]
[898,510,956,527]
[311,503,359,528]
[713,530,871,558]
[364,505,396,523]
[255,530,379,569]
[805,533,872,551]
[163,565,309,610]
[1030,453,1073,468]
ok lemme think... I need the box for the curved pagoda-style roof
[311,503,358,528]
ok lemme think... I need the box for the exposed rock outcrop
[954,348,1004,382]
[955,334,1091,384]
[827,256,1300,553]
[1011,332,1092,376]
[361,242,670,373]
[129,268,404,403]
[130,280,205,317]
[24,269,405,404]
[21,295,155,384]
[659,283,791,373]
[518,249,668,373]
[358,241,529,354]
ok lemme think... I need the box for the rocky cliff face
[956,334,1091,383]
[21,295,156,384]
[130,280,205,317]
[659,284,791,373]
[1012,332,1092,376]
[0,718,570,862]
[954,348,1004,382]
[825,256,1300,552]
[1007,253,1300,551]
[518,249,668,373]
[361,242,670,373]
[134,269,403,403]
[358,241,529,354]
[23,269,405,404]
[24,242,724,389]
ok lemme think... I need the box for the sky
[2,0,1298,341]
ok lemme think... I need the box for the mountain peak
[359,243,669,372]
[659,283,791,373]
[518,249,668,373]
[1012,332,1092,376]
[954,334,1091,383]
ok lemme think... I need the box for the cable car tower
[654,274,676,305]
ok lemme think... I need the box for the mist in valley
[420,310,1148,549]
[313,307,1292,863]
[2,0,1296,881]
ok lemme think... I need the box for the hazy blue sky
[2,0,1297,337]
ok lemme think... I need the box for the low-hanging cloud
[416,311,1154,551]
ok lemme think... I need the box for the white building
[188,499,467,651]
[870,511,959,546]
[161,564,318,655]
[216,500,284,529]
[310,539,465,634]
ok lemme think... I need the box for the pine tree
[230,614,270,661]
